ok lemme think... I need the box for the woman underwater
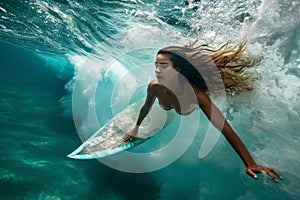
[123,42,283,183]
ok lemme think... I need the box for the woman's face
[155,54,178,85]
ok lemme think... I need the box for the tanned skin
[123,53,283,183]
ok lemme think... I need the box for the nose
[155,66,160,74]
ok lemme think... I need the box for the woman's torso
[151,81,198,115]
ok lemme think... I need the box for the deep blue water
[1,0,300,199]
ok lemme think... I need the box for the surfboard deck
[67,100,169,159]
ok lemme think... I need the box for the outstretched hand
[246,165,283,183]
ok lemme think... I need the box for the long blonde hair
[196,41,258,93]
[158,41,259,94]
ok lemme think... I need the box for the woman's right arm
[123,81,157,142]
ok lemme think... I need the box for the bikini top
[159,102,198,115]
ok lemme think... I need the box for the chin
[156,76,162,81]
[156,78,165,84]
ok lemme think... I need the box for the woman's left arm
[194,88,283,182]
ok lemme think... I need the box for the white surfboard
[67,100,171,159]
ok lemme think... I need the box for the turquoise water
[1,0,300,199]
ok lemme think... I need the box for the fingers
[270,168,284,180]
[123,134,134,142]
[266,168,284,183]
[266,170,278,183]
[123,134,131,142]
[246,168,258,180]
[246,166,283,183]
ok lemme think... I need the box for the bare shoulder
[147,80,159,94]
[149,79,159,87]
[148,80,159,90]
